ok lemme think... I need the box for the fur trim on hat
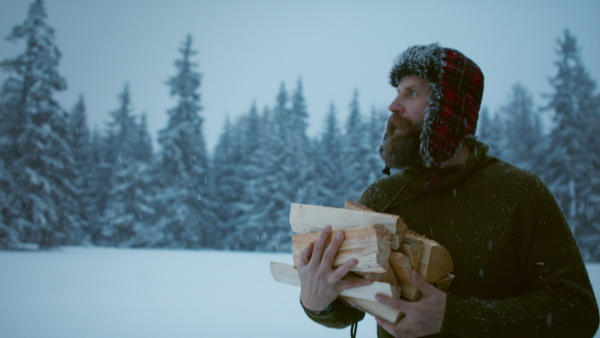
[388,43,484,175]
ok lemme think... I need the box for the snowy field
[0,247,598,338]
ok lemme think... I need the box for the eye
[410,90,418,96]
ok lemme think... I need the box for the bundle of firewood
[269,201,454,324]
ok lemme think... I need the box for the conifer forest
[1,1,599,261]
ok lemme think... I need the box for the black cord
[350,321,358,338]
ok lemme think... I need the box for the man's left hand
[375,270,447,338]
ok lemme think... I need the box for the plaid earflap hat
[388,43,484,187]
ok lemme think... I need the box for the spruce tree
[250,83,296,251]
[476,106,504,158]
[228,106,277,251]
[366,106,388,184]
[136,113,154,164]
[499,83,543,171]
[87,127,111,243]
[154,35,212,248]
[66,95,94,242]
[0,0,78,249]
[308,103,345,207]
[212,116,243,248]
[541,29,600,260]
[341,90,372,202]
[100,84,155,247]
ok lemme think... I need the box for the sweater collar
[360,141,496,213]
[401,141,495,194]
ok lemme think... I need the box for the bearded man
[297,44,599,338]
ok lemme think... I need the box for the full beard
[378,114,423,169]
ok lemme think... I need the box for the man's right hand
[298,224,373,313]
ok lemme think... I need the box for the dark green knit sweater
[304,142,599,337]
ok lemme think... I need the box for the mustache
[384,114,417,138]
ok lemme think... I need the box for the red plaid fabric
[428,48,484,171]
[388,44,484,186]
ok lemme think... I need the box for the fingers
[410,270,438,296]
[321,229,346,269]
[375,317,393,333]
[338,277,373,292]
[376,317,403,337]
[330,258,357,281]
[375,293,405,311]
[299,241,314,267]
[311,225,332,265]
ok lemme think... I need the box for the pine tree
[154,35,212,248]
[250,83,296,251]
[541,29,600,260]
[228,106,277,251]
[499,83,543,171]
[66,95,94,242]
[366,106,388,184]
[86,127,111,243]
[100,84,155,246]
[308,103,346,207]
[0,0,78,249]
[476,106,504,157]
[341,90,373,202]
[136,113,154,164]
[211,116,242,248]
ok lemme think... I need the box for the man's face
[379,75,431,168]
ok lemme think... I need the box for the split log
[269,262,400,300]
[354,269,398,286]
[342,201,407,247]
[292,224,391,273]
[290,203,405,240]
[405,231,454,284]
[343,200,374,212]
[398,236,424,270]
[389,252,421,301]
[340,296,403,324]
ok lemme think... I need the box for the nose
[388,94,404,115]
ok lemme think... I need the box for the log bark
[292,224,391,273]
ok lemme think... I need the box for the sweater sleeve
[303,298,365,329]
[440,176,599,337]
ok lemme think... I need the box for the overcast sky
[1,0,599,152]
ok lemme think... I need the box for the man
[297,44,599,337]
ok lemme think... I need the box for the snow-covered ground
[0,247,598,338]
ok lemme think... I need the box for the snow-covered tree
[341,90,373,202]
[366,106,388,184]
[499,83,543,171]
[476,106,504,158]
[99,84,155,247]
[211,116,241,246]
[0,0,78,249]
[66,95,95,242]
[307,103,346,207]
[136,113,154,164]
[154,35,213,248]
[86,127,111,243]
[247,83,295,251]
[541,29,600,260]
